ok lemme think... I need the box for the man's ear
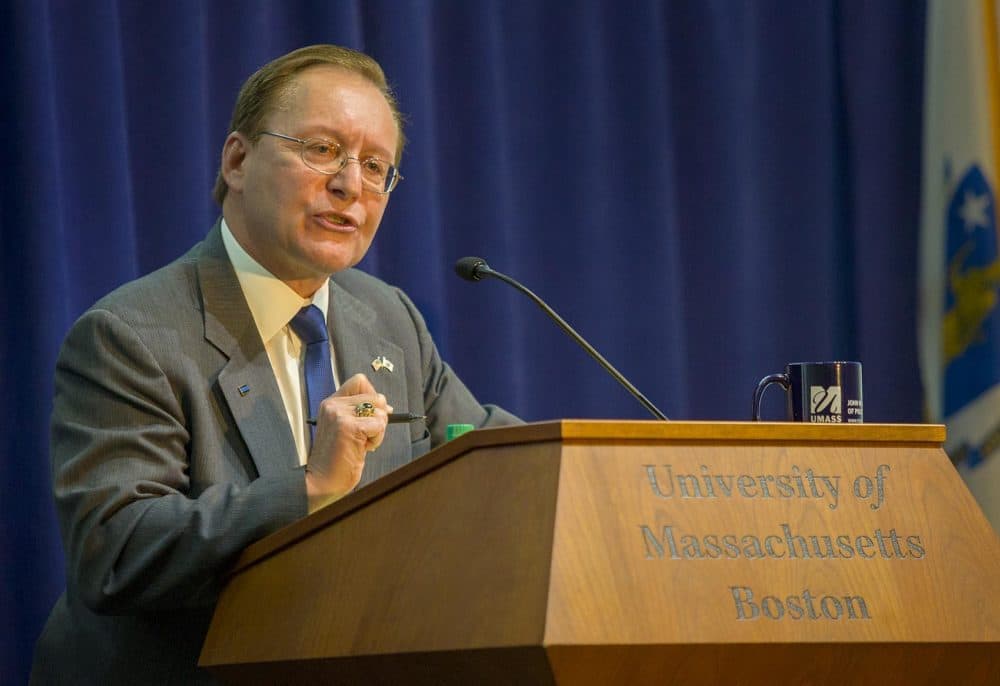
[220,132,250,193]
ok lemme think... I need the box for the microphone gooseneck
[454,256,669,421]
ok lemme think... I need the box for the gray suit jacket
[31,224,518,685]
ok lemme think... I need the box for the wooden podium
[200,421,1000,684]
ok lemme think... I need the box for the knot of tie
[290,305,328,345]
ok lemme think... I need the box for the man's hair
[212,44,406,205]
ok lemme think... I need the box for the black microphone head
[455,256,489,281]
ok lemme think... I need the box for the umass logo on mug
[809,385,842,422]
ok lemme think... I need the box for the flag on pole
[920,0,1000,530]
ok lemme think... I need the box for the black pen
[306,413,426,426]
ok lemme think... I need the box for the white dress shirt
[221,218,339,465]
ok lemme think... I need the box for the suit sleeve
[393,288,521,448]
[50,308,308,614]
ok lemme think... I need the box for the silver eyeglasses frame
[258,131,402,194]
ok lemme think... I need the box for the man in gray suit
[31,45,517,684]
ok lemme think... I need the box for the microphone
[454,256,669,420]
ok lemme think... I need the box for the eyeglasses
[258,131,402,194]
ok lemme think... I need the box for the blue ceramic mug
[752,361,863,423]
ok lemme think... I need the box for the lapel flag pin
[371,356,394,372]
[238,384,251,396]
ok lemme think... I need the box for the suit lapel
[327,279,406,408]
[196,223,299,478]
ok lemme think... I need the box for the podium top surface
[498,420,944,444]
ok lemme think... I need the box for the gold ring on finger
[354,401,376,418]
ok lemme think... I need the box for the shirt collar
[220,217,330,343]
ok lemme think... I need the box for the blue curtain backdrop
[1,1,925,681]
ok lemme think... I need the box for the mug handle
[752,373,790,421]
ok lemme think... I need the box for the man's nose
[326,158,363,197]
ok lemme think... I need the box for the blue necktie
[289,305,335,443]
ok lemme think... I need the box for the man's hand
[304,373,391,510]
